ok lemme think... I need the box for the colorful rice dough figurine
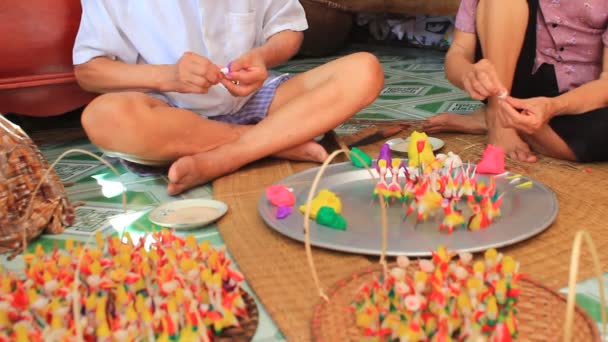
[457,165,476,200]
[388,158,405,202]
[374,159,390,200]
[440,199,466,233]
[374,144,393,201]
[443,170,460,199]
[468,203,490,230]
[406,181,443,222]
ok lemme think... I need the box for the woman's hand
[498,96,557,134]
[462,59,506,101]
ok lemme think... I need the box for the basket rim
[218,289,259,341]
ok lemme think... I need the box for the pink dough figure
[266,184,295,206]
[477,144,505,174]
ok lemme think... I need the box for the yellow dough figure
[299,189,342,219]
[407,131,435,167]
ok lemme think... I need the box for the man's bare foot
[422,107,487,134]
[489,128,537,163]
[167,141,329,195]
[272,141,328,162]
[167,149,233,195]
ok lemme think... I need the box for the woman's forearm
[445,49,474,90]
[552,77,608,116]
[444,30,477,90]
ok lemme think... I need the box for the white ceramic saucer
[386,136,445,154]
[148,199,229,230]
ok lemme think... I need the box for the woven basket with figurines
[297,146,605,341]
[0,114,74,253]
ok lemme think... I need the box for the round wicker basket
[311,263,601,342]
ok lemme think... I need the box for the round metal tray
[258,162,558,257]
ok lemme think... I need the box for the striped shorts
[209,73,291,124]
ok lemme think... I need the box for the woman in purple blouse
[424,0,608,163]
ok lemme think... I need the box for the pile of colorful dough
[352,246,521,341]
[0,230,249,341]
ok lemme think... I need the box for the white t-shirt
[73,0,308,116]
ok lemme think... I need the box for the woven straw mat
[212,130,608,341]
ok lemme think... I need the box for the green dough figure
[350,147,372,168]
[316,206,347,230]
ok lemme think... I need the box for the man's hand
[498,96,556,134]
[221,49,268,97]
[161,52,223,94]
[462,59,507,101]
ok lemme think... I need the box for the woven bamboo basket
[301,148,605,342]
[0,114,74,253]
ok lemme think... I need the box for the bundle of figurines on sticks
[351,245,521,341]
[0,229,249,342]
[373,140,504,233]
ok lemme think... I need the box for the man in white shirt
[73,0,384,195]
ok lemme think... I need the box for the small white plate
[386,137,445,154]
[102,150,173,166]
[148,199,228,230]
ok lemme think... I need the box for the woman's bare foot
[167,141,329,195]
[488,102,538,162]
[424,106,537,163]
[422,107,487,134]
[489,128,537,162]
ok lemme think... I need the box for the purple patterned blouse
[455,0,608,92]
